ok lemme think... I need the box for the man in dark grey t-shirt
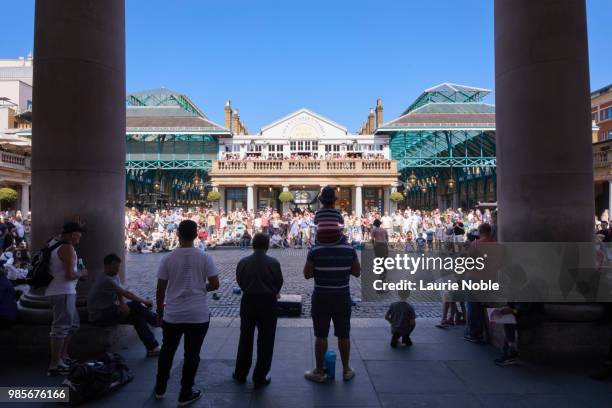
[87,254,160,356]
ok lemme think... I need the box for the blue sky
[2,0,611,131]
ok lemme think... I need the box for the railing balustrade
[211,159,397,175]
[0,151,30,170]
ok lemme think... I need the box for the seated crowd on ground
[0,212,30,282]
[124,206,496,252]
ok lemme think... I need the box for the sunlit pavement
[2,318,611,407]
[125,249,442,319]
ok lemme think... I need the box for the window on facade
[609,130,612,140]
[594,112,599,122]
[226,188,247,210]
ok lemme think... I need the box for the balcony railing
[0,151,31,171]
[211,159,397,176]
[594,150,610,168]
[593,139,612,169]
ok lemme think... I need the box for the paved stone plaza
[3,319,611,407]
[125,249,441,319]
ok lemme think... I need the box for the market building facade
[120,84,500,215]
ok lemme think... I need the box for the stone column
[20,183,29,217]
[211,185,219,212]
[281,185,290,214]
[31,1,126,280]
[495,0,593,242]
[218,186,226,212]
[355,184,363,217]
[247,184,254,212]
[383,186,390,213]
[494,0,603,362]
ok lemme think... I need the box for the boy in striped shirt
[314,187,344,244]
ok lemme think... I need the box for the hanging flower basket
[206,191,221,202]
[0,187,18,210]
[389,191,405,202]
[278,191,294,203]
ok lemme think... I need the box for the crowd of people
[220,152,387,161]
[2,191,612,405]
[0,212,30,282]
[125,205,496,253]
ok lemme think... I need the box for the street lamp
[408,171,417,186]
[153,168,161,191]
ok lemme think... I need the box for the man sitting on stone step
[87,253,160,357]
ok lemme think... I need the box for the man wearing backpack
[45,222,87,376]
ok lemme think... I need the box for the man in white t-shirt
[154,220,220,406]
[381,212,393,236]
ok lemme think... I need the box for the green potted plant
[278,191,293,203]
[389,191,404,202]
[0,187,18,211]
[206,191,221,202]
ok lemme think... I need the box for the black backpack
[62,353,133,405]
[27,239,67,289]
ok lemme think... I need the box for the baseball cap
[62,222,86,234]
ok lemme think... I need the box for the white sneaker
[343,368,355,381]
[304,369,326,383]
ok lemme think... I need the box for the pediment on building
[259,108,348,139]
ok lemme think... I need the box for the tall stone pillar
[20,183,29,217]
[495,0,593,242]
[494,0,604,361]
[247,184,254,212]
[31,1,126,280]
[355,184,363,217]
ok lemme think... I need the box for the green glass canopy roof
[401,83,491,116]
[377,83,496,183]
[125,88,227,171]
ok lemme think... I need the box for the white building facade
[210,108,399,215]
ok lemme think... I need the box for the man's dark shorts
[311,291,351,339]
